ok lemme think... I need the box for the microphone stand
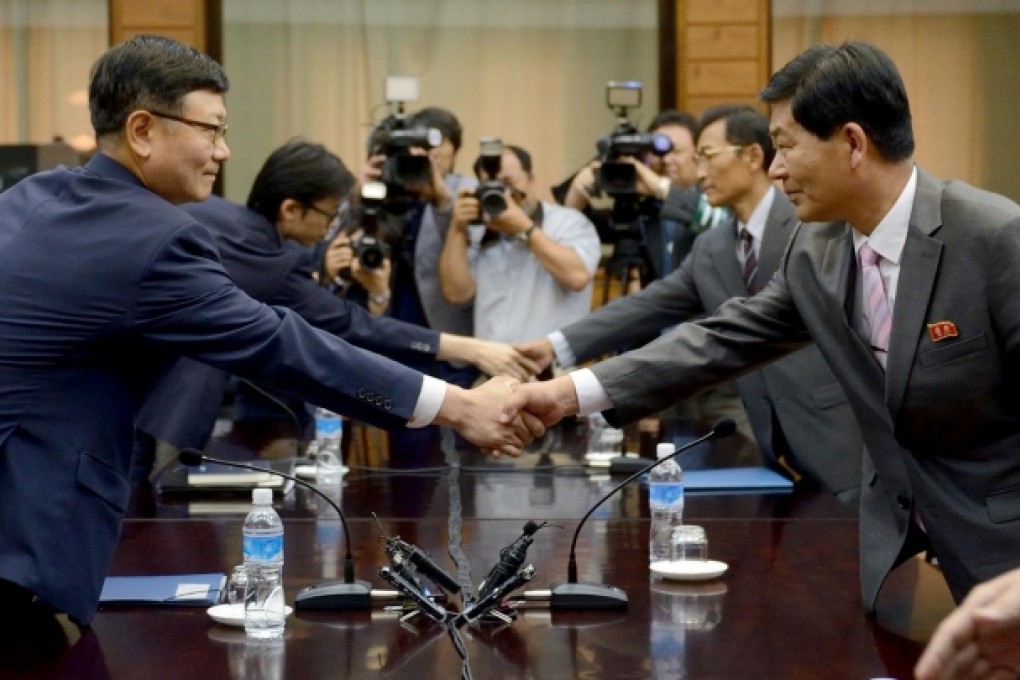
[178,449,373,609]
[524,418,735,610]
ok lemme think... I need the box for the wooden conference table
[14,421,942,679]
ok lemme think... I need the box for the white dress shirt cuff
[408,375,446,428]
[548,330,576,368]
[570,369,613,416]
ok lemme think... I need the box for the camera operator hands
[433,375,546,458]
[564,162,599,210]
[324,229,392,314]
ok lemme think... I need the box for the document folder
[100,573,226,607]
[683,466,794,494]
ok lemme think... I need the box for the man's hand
[361,154,385,185]
[323,232,355,282]
[434,376,545,457]
[487,189,531,237]
[564,163,598,210]
[501,376,579,429]
[916,566,1020,680]
[625,157,668,198]
[468,338,541,381]
[451,187,480,231]
[513,338,556,374]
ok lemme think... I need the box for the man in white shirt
[439,144,601,346]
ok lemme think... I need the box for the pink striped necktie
[859,243,892,369]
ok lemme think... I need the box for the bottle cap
[656,442,676,460]
[252,488,273,505]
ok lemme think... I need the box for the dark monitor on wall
[0,143,81,192]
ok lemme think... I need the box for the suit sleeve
[131,220,423,430]
[561,236,709,362]
[276,257,440,364]
[591,264,813,425]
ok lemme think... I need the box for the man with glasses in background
[518,105,862,495]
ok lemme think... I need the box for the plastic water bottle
[649,442,683,563]
[243,488,285,639]
[313,407,344,485]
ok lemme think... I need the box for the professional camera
[474,137,507,217]
[366,75,443,196]
[594,81,672,198]
[352,181,391,271]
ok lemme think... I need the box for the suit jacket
[137,195,440,448]
[591,168,1020,609]
[0,154,426,623]
[564,189,862,498]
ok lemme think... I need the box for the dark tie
[740,227,758,293]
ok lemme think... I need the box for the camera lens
[477,182,507,217]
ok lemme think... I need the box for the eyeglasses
[304,203,341,222]
[694,145,745,165]
[146,110,228,144]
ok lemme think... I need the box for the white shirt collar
[851,166,916,264]
[737,185,776,242]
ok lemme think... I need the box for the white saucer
[294,464,348,479]
[650,559,729,582]
[207,603,293,627]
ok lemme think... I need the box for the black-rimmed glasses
[304,204,341,222]
[146,110,228,144]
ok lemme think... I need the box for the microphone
[476,521,544,602]
[523,417,736,610]
[177,449,373,610]
[455,564,535,627]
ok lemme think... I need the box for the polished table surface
[14,423,937,679]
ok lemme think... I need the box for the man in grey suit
[504,41,1020,612]
[518,105,862,503]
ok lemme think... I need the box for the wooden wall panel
[674,0,771,117]
[107,0,219,59]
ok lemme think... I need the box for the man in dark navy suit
[0,35,538,627]
[135,139,539,477]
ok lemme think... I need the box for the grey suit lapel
[708,217,746,295]
[758,192,797,285]
[887,169,944,415]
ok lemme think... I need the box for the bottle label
[244,534,284,562]
[316,417,342,438]
[649,482,684,506]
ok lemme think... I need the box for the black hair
[646,109,698,135]
[89,35,228,140]
[246,138,355,223]
[472,144,532,178]
[697,105,775,169]
[408,107,463,151]
[760,41,914,161]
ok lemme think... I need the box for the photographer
[320,225,393,315]
[360,106,480,389]
[134,139,538,478]
[438,144,600,349]
[562,109,728,287]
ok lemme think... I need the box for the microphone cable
[441,428,476,680]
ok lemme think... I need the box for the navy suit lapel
[887,170,944,416]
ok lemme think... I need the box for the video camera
[367,76,443,198]
[594,81,672,198]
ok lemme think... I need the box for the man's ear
[843,122,868,169]
[278,197,305,223]
[123,110,156,160]
[743,143,765,171]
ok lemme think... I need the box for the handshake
[433,338,582,458]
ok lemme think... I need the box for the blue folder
[100,572,226,607]
[683,466,794,494]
